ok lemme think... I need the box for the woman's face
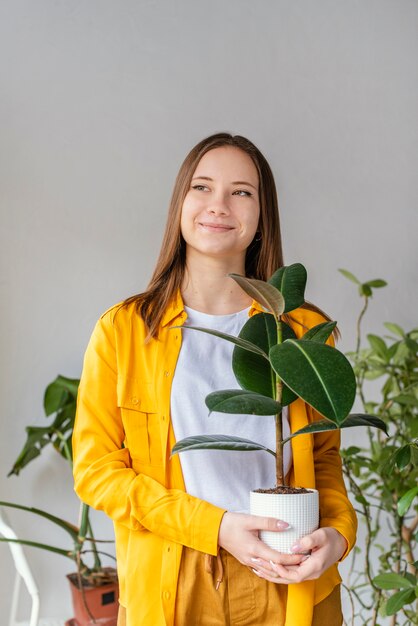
[180,146,260,265]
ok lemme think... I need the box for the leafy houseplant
[1,375,119,626]
[338,270,418,626]
[171,263,387,551]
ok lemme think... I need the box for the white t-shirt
[170,305,292,512]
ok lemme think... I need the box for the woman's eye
[233,190,252,196]
[192,184,209,191]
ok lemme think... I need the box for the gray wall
[1,0,417,620]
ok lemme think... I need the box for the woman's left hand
[251,527,347,584]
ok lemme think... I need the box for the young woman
[72,133,357,626]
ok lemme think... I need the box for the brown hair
[123,132,338,340]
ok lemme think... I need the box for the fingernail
[250,557,262,563]
[291,543,302,552]
[269,559,280,572]
[252,568,262,577]
[277,521,289,529]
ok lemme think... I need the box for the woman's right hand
[218,511,308,578]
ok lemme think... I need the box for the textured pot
[250,488,319,554]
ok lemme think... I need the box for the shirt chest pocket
[117,377,163,467]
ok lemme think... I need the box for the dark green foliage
[232,313,297,405]
[173,264,385,488]
[8,375,79,476]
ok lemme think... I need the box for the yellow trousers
[117,547,343,626]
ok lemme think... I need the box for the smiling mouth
[199,223,234,231]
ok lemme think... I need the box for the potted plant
[2,375,119,626]
[172,263,387,553]
[338,269,418,625]
[0,500,119,625]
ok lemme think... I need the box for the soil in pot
[253,485,311,495]
[67,566,119,626]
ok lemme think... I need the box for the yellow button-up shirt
[73,292,357,626]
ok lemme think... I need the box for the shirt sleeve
[72,311,225,556]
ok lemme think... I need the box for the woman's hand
[249,527,348,584]
[218,512,309,573]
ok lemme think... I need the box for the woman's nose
[207,193,230,215]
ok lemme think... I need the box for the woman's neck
[181,256,252,315]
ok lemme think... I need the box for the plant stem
[78,501,102,571]
[343,459,377,591]
[356,296,369,355]
[275,318,284,486]
[402,514,418,576]
[87,519,102,570]
[275,411,283,486]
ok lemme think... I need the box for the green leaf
[268,263,307,313]
[364,368,386,380]
[359,284,372,297]
[392,394,418,407]
[44,375,79,416]
[364,279,387,288]
[386,589,415,615]
[232,313,297,405]
[397,486,418,516]
[393,445,411,471]
[373,573,415,590]
[302,321,337,343]
[384,322,405,338]
[0,501,79,540]
[270,340,356,424]
[367,334,389,360]
[338,269,360,285]
[175,326,269,359]
[284,414,387,442]
[404,573,417,586]
[205,390,281,416]
[343,414,388,433]
[405,337,418,353]
[343,446,362,456]
[228,274,285,317]
[171,435,275,456]
[0,537,74,560]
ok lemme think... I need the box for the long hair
[123,132,338,340]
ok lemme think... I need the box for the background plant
[339,270,418,626]
[2,375,116,588]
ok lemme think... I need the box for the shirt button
[164,371,170,377]
[163,590,171,600]
[131,396,139,405]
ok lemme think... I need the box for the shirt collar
[161,290,186,327]
[161,290,264,328]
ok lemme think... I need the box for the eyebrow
[191,176,258,191]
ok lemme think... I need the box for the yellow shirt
[73,292,357,626]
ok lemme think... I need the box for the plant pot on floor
[67,567,119,626]
[250,488,319,554]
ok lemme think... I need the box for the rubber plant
[171,263,387,492]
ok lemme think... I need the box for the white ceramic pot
[250,488,319,554]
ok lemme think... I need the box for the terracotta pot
[66,567,119,626]
[250,488,319,553]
